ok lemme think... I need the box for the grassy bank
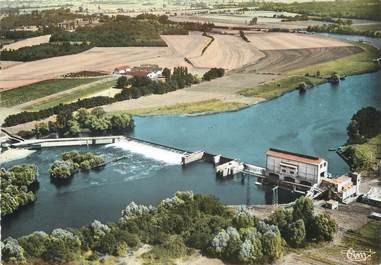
[239,76,323,99]
[114,100,246,116]
[0,78,103,107]
[341,134,381,171]
[27,79,117,111]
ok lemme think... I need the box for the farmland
[0,78,103,107]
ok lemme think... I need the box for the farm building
[266,148,328,185]
[113,65,131,75]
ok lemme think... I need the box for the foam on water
[106,139,183,165]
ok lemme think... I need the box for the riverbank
[0,148,35,163]
[240,43,380,102]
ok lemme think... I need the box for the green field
[28,79,117,111]
[239,76,323,99]
[0,78,103,107]
[114,100,246,116]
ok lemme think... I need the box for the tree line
[256,0,381,21]
[20,107,134,139]
[1,193,337,264]
[0,42,92,61]
[307,24,381,38]
[1,164,38,217]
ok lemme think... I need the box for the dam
[5,134,327,197]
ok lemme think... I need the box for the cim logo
[342,248,376,262]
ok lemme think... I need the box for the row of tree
[26,107,134,139]
[256,0,381,21]
[307,24,381,38]
[1,164,38,217]
[0,42,92,62]
[2,193,337,264]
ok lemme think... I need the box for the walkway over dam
[7,134,322,198]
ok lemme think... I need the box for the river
[2,71,380,238]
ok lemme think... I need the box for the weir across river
[4,134,323,197]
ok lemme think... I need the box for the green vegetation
[307,24,381,38]
[256,0,381,21]
[0,78,103,107]
[28,79,117,111]
[120,100,246,116]
[289,44,381,77]
[240,76,322,99]
[114,67,198,101]
[0,42,92,61]
[1,195,337,265]
[343,221,381,264]
[50,15,185,47]
[341,106,381,171]
[346,107,381,144]
[0,8,93,30]
[202,68,225,81]
[29,107,134,138]
[0,164,38,216]
[49,151,105,180]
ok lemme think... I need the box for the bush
[202,68,225,81]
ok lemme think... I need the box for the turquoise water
[2,71,380,238]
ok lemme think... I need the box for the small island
[49,151,105,180]
[1,164,38,217]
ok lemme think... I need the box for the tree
[91,107,106,118]
[68,120,81,137]
[310,213,337,242]
[162,67,171,82]
[292,197,314,224]
[116,76,128,88]
[19,231,49,258]
[286,219,306,247]
[261,230,283,260]
[239,237,262,264]
[347,119,363,144]
[1,237,26,263]
[110,113,133,132]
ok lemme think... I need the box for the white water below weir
[106,139,184,165]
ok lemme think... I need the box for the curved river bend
[2,72,380,238]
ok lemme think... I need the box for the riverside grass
[114,100,246,116]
